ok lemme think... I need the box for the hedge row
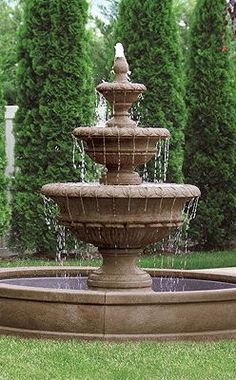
[10,0,95,254]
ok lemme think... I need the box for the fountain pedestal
[100,169,142,186]
[88,248,152,289]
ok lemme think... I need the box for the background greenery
[9,0,96,255]
[0,0,235,253]
[183,0,236,249]
[0,0,21,104]
[0,68,9,237]
[114,0,186,183]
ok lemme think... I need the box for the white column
[5,105,18,176]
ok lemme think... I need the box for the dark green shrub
[184,0,236,249]
[115,0,186,182]
[10,0,95,254]
[0,1,22,105]
[0,70,9,236]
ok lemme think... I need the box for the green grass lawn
[0,250,235,270]
[0,337,235,380]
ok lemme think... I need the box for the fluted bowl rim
[73,126,170,138]
[41,183,201,199]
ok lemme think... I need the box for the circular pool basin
[1,276,236,292]
[0,267,236,341]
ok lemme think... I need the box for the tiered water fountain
[43,44,201,290]
[0,45,235,341]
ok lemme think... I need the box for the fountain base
[88,248,152,289]
[0,267,236,341]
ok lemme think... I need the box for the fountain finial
[115,43,125,58]
[113,42,129,82]
[96,42,146,130]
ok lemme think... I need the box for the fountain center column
[87,248,152,289]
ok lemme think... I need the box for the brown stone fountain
[41,43,200,291]
[0,44,235,341]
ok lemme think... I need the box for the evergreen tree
[10,0,95,254]
[115,0,186,182]
[0,69,9,236]
[184,0,236,249]
[0,0,22,104]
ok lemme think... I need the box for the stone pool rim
[1,266,236,341]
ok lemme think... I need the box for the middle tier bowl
[73,127,170,185]
[41,183,200,249]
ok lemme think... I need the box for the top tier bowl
[73,52,170,185]
[73,126,170,185]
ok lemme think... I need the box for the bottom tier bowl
[41,183,200,289]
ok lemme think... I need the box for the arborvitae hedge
[184,0,236,249]
[10,0,95,254]
[0,71,9,237]
[115,0,186,182]
[0,1,21,105]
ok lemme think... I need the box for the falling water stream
[43,196,67,263]
[96,93,107,128]
[155,196,200,271]
[56,225,67,263]
[72,136,85,180]
[142,137,170,183]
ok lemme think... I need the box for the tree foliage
[0,69,9,236]
[0,0,22,104]
[10,0,95,254]
[115,0,186,182]
[184,0,236,249]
